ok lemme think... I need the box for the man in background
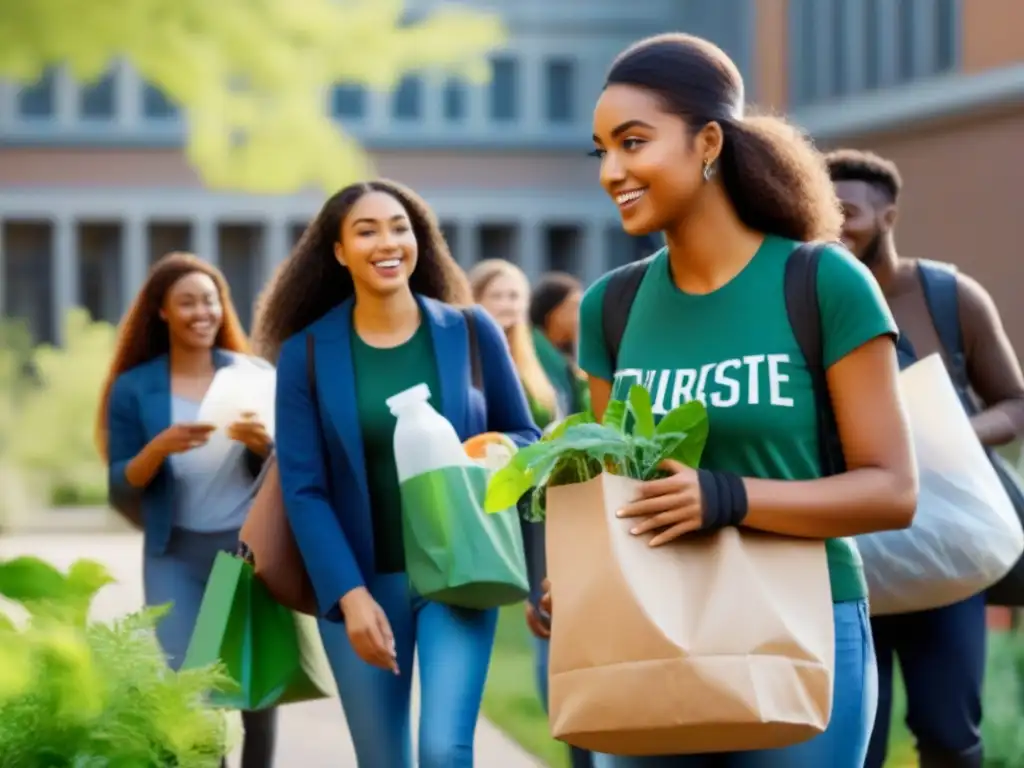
[827,148,1024,768]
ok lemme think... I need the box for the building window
[18,69,56,119]
[477,223,519,264]
[545,59,575,124]
[863,0,882,90]
[218,224,262,331]
[896,0,917,83]
[80,72,117,120]
[544,224,583,275]
[2,221,55,344]
[439,221,459,262]
[443,80,466,122]
[143,84,179,119]
[331,84,365,119]
[789,0,960,108]
[289,222,309,247]
[489,57,518,122]
[393,76,422,120]
[604,225,661,271]
[935,0,958,73]
[147,222,192,265]
[78,223,123,324]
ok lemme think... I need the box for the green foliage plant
[485,384,710,519]
[0,555,237,767]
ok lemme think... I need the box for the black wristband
[697,469,749,531]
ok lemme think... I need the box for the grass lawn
[484,604,918,767]
[482,606,570,767]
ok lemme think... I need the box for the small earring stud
[702,160,715,182]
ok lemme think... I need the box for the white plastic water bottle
[386,383,471,483]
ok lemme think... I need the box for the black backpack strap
[784,242,846,477]
[461,307,484,391]
[916,259,969,391]
[602,255,656,372]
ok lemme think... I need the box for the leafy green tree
[5,309,115,507]
[0,0,505,192]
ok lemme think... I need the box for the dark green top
[577,236,897,603]
[532,327,589,421]
[351,321,441,573]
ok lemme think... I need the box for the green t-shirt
[532,327,590,421]
[352,321,441,573]
[577,235,897,603]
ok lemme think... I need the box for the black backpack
[601,242,846,478]
[894,261,1024,606]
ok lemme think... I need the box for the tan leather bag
[239,457,317,616]
[239,334,320,617]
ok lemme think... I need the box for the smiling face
[160,271,223,350]
[591,84,716,235]
[335,190,418,296]
[833,179,891,267]
[478,271,528,331]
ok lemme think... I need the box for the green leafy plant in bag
[485,384,710,519]
[0,555,238,767]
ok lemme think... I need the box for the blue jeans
[865,593,986,768]
[594,600,877,768]
[318,572,498,768]
[143,527,278,768]
[533,635,596,768]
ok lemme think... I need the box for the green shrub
[3,309,115,509]
[0,554,238,766]
[982,628,1024,766]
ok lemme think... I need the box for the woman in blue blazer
[252,179,541,767]
[95,251,278,768]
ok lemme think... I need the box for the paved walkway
[0,531,543,768]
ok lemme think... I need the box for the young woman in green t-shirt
[548,33,918,768]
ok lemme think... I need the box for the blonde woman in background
[469,258,594,768]
[469,259,558,426]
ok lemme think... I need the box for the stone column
[120,215,148,314]
[52,215,78,345]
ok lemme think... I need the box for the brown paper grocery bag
[545,473,835,756]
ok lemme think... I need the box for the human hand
[616,459,704,546]
[525,601,551,639]
[151,422,217,457]
[226,411,273,457]
[340,587,399,674]
[540,577,552,617]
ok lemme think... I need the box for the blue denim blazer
[274,295,541,620]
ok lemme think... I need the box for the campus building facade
[0,0,1021,351]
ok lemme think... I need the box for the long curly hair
[252,179,471,362]
[94,252,250,459]
[469,259,557,416]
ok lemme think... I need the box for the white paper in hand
[197,363,277,438]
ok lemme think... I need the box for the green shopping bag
[182,552,337,710]
[400,464,529,609]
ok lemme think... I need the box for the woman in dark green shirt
[559,33,918,768]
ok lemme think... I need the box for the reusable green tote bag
[182,552,336,710]
[400,462,529,610]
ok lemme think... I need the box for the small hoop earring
[702,160,715,182]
